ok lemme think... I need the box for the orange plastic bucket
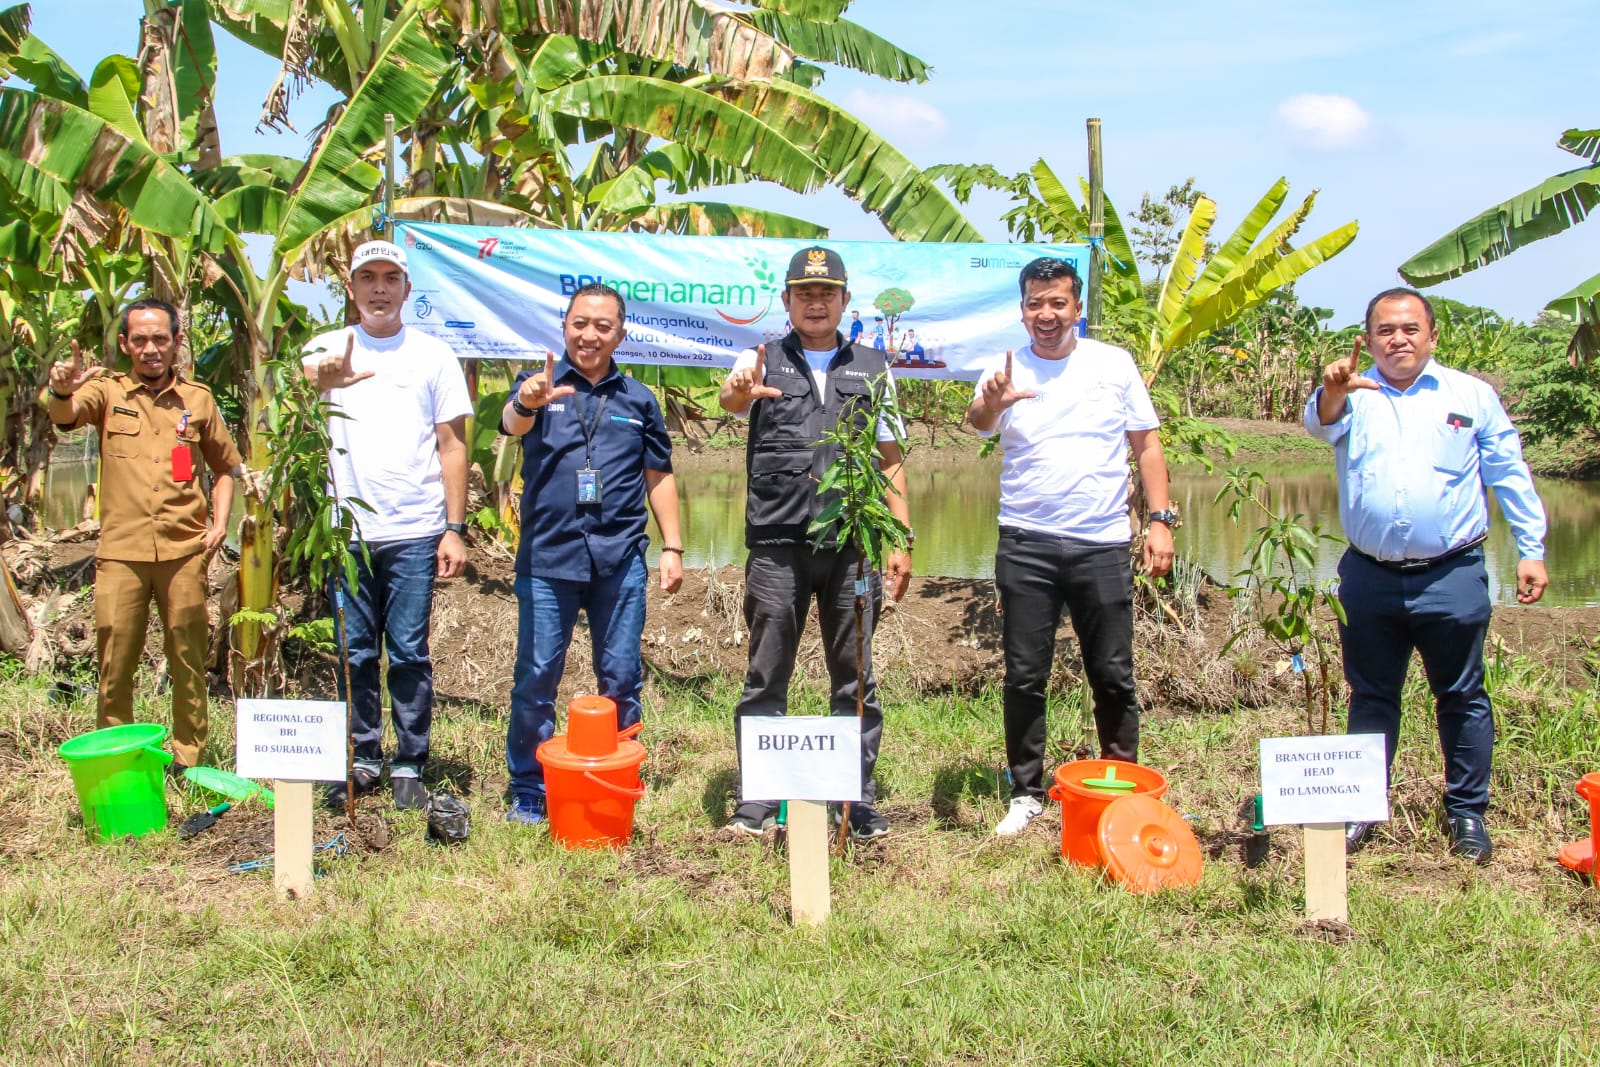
[1046,759,1168,866]
[536,696,646,849]
[1557,772,1600,884]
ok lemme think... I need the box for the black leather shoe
[324,768,379,811]
[392,776,429,811]
[1446,815,1492,865]
[1344,821,1376,854]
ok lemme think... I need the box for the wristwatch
[1147,509,1177,527]
[903,527,916,550]
[445,522,467,536]
[510,397,536,417]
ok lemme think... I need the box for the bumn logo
[477,237,500,259]
[413,294,433,319]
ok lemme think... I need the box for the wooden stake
[274,780,315,900]
[1085,116,1105,339]
[1303,822,1348,922]
[788,800,830,926]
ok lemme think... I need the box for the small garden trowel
[177,802,231,840]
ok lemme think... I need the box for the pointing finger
[342,332,356,370]
[753,343,767,383]
[70,340,83,371]
[1004,348,1013,383]
[543,351,555,387]
[1347,336,1362,371]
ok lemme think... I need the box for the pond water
[44,449,1600,607]
[639,456,1600,608]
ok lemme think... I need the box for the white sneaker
[995,796,1044,836]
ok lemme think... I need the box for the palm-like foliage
[1400,127,1600,361]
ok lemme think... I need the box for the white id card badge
[576,466,602,504]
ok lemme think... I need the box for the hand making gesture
[719,343,783,414]
[979,350,1039,417]
[1315,336,1379,424]
[315,333,376,392]
[48,340,106,398]
[515,352,577,411]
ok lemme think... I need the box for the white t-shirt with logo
[972,338,1160,543]
[301,325,473,544]
[731,346,901,443]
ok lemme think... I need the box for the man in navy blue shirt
[499,283,683,824]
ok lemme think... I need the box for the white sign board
[1260,733,1389,827]
[236,700,348,782]
[739,716,862,803]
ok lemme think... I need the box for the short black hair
[566,282,626,321]
[1018,257,1083,301]
[1364,287,1435,332]
[120,297,180,337]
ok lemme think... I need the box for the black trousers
[996,527,1140,799]
[735,544,884,804]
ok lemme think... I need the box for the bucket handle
[583,770,645,800]
[1046,784,1066,802]
[147,746,174,768]
[618,722,643,742]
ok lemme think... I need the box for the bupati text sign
[236,700,348,782]
[1259,733,1389,826]
[739,716,862,803]
[397,223,1089,381]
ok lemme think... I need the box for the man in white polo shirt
[302,239,472,810]
[967,257,1175,836]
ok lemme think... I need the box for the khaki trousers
[95,552,210,766]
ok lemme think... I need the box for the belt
[1350,534,1487,574]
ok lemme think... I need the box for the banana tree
[1401,127,1600,362]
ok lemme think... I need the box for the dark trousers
[332,535,441,775]
[1336,547,1494,817]
[735,545,884,804]
[996,528,1140,799]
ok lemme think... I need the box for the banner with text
[396,223,1090,381]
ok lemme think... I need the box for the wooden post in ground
[788,800,830,926]
[1303,822,1348,922]
[1086,116,1105,340]
[382,113,396,242]
[274,780,315,900]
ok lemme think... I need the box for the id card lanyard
[171,409,194,481]
[575,393,608,505]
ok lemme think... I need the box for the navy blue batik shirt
[505,357,673,581]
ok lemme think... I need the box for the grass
[2,645,1599,1064]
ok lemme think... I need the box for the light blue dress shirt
[1302,359,1546,562]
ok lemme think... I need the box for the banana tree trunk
[230,340,283,697]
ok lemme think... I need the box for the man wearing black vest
[719,247,913,839]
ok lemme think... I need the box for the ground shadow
[700,766,739,827]
[930,758,1001,828]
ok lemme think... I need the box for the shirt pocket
[1432,422,1477,476]
[105,416,143,459]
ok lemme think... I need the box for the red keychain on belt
[171,410,194,481]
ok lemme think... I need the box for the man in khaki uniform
[48,298,241,770]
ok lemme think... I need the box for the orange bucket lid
[537,736,646,775]
[1096,794,1203,893]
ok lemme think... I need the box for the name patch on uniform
[113,406,139,418]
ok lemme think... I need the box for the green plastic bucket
[57,723,173,841]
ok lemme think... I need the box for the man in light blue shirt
[1304,287,1549,865]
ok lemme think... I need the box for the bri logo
[477,237,500,259]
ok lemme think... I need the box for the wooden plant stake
[1303,822,1348,922]
[788,799,831,925]
[274,780,315,899]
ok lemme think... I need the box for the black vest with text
[744,332,889,548]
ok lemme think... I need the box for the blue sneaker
[505,797,545,825]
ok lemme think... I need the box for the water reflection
[648,457,1600,608]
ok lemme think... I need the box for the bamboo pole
[383,113,396,243]
[1086,118,1105,339]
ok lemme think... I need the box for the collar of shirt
[1368,358,1440,394]
[555,355,622,392]
[117,371,187,400]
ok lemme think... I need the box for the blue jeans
[1336,547,1494,817]
[507,551,649,802]
[332,535,440,777]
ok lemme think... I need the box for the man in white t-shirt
[301,240,473,810]
[967,257,1175,836]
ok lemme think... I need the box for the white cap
[350,240,408,275]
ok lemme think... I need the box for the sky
[26,0,1600,327]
